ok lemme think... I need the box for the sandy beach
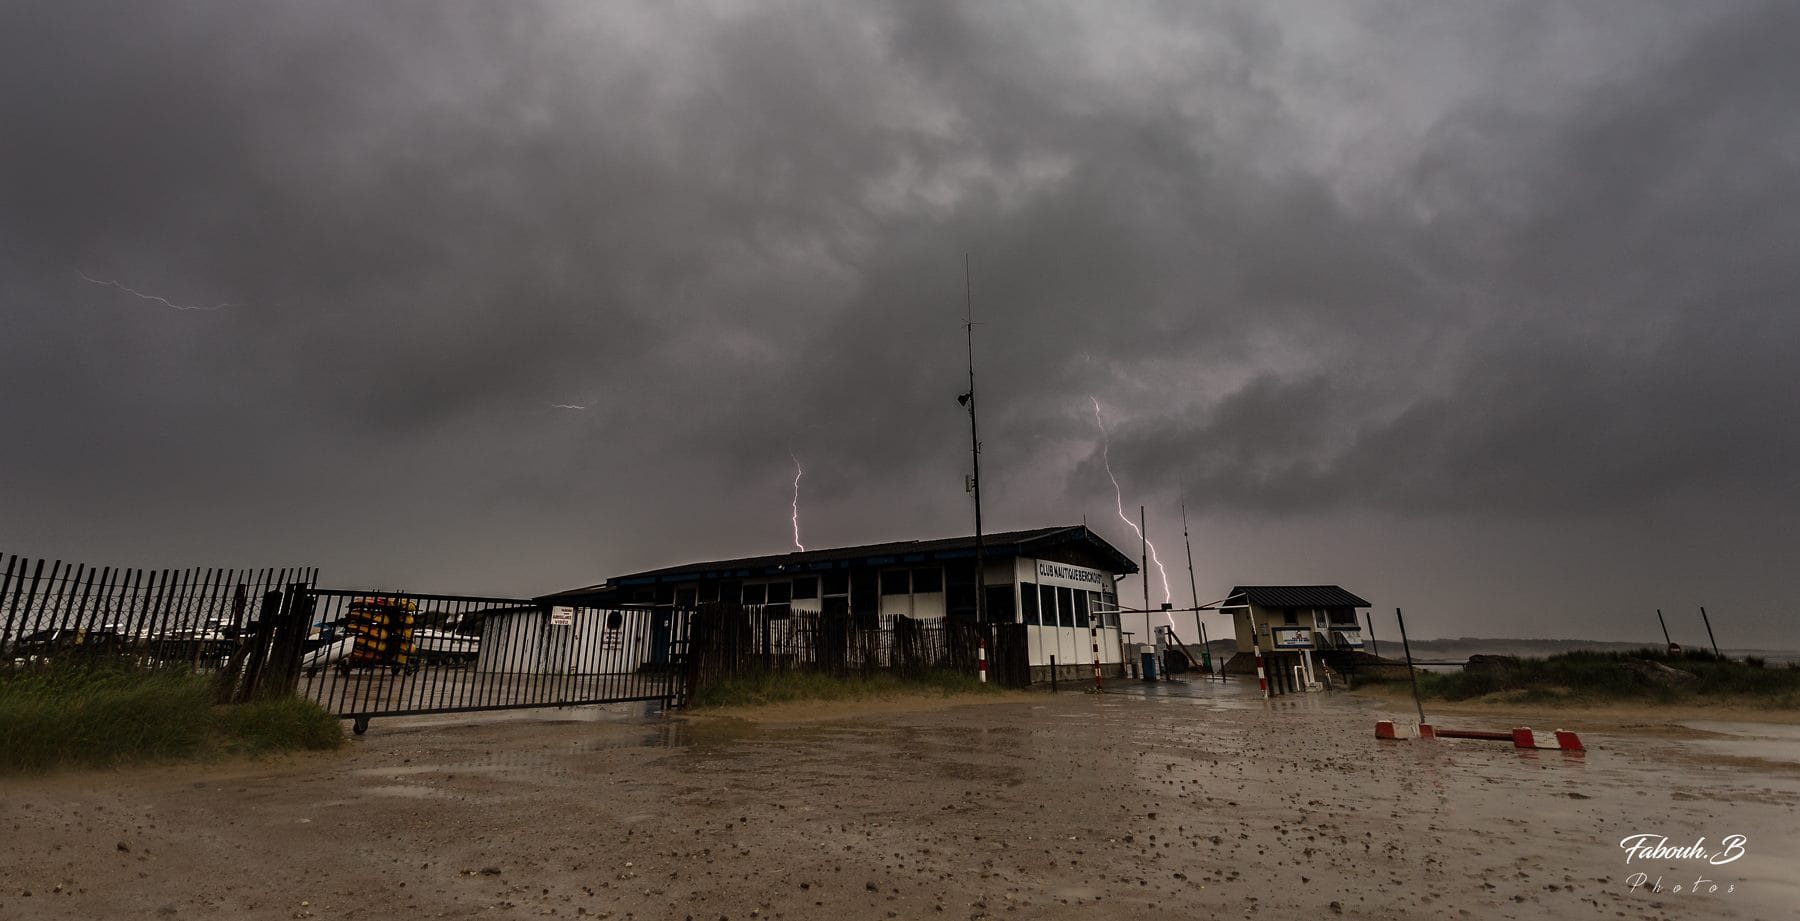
[2,681,1795,920]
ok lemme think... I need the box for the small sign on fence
[549,606,574,627]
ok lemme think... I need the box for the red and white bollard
[1090,619,1103,691]
[1252,633,1269,699]
[978,639,988,684]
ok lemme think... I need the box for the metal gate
[287,588,691,733]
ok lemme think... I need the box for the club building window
[851,572,877,619]
[1020,581,1040,625]
[792,576,819,600]
[880,570,910,595]
[984,584,1014,623]
[764,581,791,619]
[742,583,767,605]
[912,567,942,593]
[821,570,850,618]
[1098,590,1120,628]
[944,561,977,621]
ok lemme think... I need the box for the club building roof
[1228,586,1372,610]
[540,524,1139,604]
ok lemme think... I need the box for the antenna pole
[1182,503,1200,647]
[1139,505,1150,658]
[964,254,985,624]
[1396,607,1425,725]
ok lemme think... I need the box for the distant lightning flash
[789,453,806,552]
[547,403,588,410]
[80,273,236,311]
[1091,396,1172,606]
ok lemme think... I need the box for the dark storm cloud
[2,1,1795,643]
[1107,1,1800,520]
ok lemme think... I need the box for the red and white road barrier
[1376,720,1583,751]
[1512,727,1585,751]
[977,640,987,684]
[1374,721,1447,741]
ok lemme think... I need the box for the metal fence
[0,552,317,680]
[292,589,691,733]
[684,604,1032,694]
[3,550,1037,734]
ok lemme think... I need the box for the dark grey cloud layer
[3,1,1795,646]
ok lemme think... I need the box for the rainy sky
[3,1,1797,647]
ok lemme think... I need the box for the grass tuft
[1413,649,1800,707]
[0,665,343,773]
[689,669,1003,709]
[213,694,347,755]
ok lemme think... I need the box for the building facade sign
[1270,626,1313,649]
[1033,560,1109,590]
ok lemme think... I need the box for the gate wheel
[352,715,370,735]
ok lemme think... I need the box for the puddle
[1102,678,1358,712]
[351,763,513,778]
[1680,720,1800,766]
[360,784,450,799]
[365,700,669,733]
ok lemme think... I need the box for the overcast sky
[3,1,1796,647]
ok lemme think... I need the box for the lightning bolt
[546,403,588,410]
[80,273,237,311]
[1091,396,1172,605]
[790,453,805,552]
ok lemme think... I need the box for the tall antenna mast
[1182,503,1200,642]
[963,254,985,624]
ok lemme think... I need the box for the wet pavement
[3,686,1797,920]
[1681,720,1800,767]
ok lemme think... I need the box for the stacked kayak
[338,596,418,675]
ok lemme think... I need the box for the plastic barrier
[1375,720,1583,752]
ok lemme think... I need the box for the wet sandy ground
[2,681,1797,921]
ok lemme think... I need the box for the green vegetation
[0,665,343,773]
[1413,649,1800,707]
[689,668,1006,709]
